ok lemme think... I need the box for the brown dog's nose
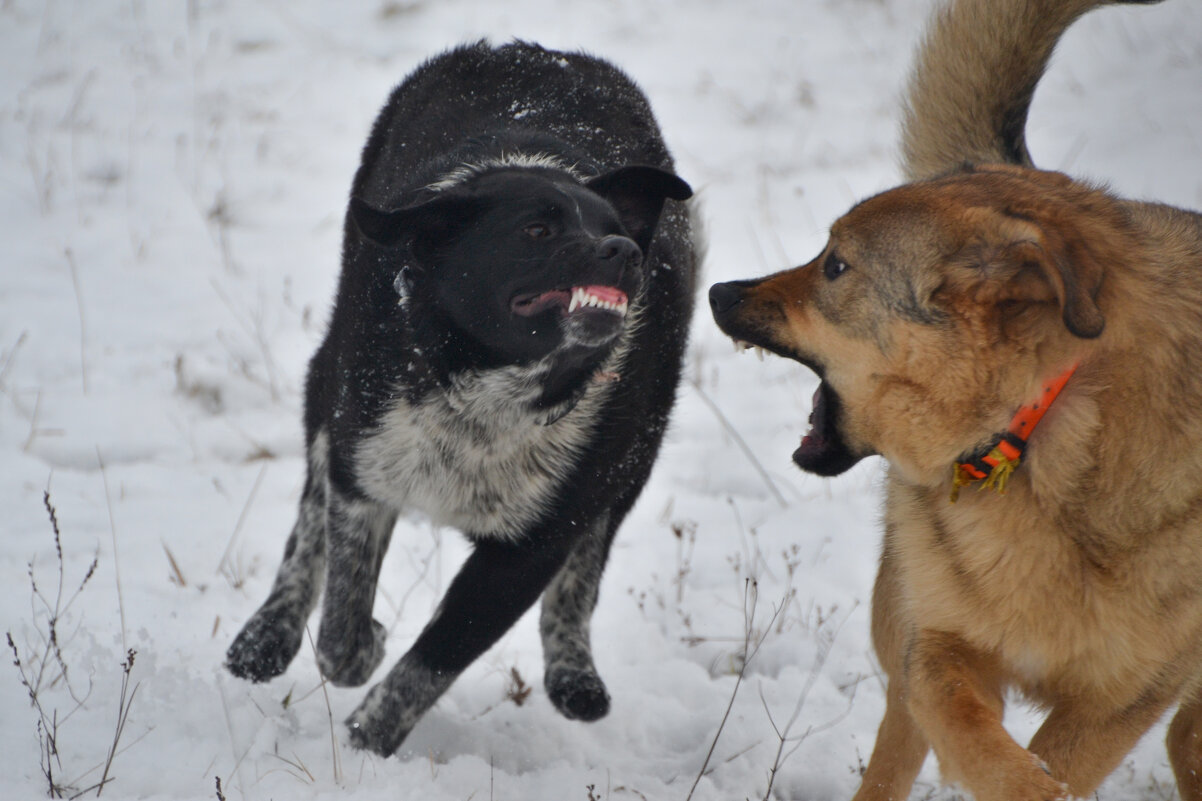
[708,281,751,315]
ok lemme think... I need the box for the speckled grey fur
[225,40,696,758]
[540,512,613,720]
[225,433,329,683]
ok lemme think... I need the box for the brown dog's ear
[1025,227,1105,338]
[976,215,1106,339]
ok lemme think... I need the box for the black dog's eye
[823,252,850,280]
[523,223,551,240]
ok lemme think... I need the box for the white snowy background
[3,1,1200,799]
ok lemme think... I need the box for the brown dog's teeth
[755,346,766,361]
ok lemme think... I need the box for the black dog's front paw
[344,679,416,757]
[317,617,387,687]
[546,666,610,721]
[346,706,410,757]
[226,609,304,683]
[344,656,454,756]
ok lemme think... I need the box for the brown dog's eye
[823,253,849,280]
[524,223,551,240]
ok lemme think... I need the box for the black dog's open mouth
[511,285,629,319]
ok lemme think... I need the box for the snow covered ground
[3,1,1200,799]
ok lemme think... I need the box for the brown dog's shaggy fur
[710,1,1202,799]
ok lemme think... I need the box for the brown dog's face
[711,165,1120,483]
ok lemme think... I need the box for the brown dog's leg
[1168,694,1202,801]
[852,544,932,801]
[851,681,930,801]
[907,631,1069,801]
[1027,690,1177,798]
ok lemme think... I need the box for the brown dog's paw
[951,749,1071,801]
[989,752,1070,801]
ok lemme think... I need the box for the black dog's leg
[226,468,327,683]
[346,533,572,756]
[314,488,397,687]
[540,513,615,721]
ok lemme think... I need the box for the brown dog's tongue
[799,385,825,451]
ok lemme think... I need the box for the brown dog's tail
[900,0,1163,181]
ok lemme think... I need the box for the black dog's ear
[349,193,479,249]
[349,196,409,245]
[585,166,692,253]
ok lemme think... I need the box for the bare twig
[162,542,187,587]
[672,519,698,606]
[27,491,97,703]
[216,463,268,585]
[94,649,140,797]
[265,751,315,784]
[209,279,283,401]
[473,666,534,720]
[684,578,782,801]
[22,389,43,452]
[9,633,75,797]
[758,604,859,800]
[688,378,788,508]
[33,491,67,694]
[305,626,342,784]
[726,496,774,587]
[381,525,443,636]
[65,724,156,794]
[216,679,255,791]
[65,248,89,394]
[95,447,127,651]
[0,330,29,391]
[7,489,126,798]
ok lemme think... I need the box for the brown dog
[710,1,1202,799]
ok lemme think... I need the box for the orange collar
[950,364,1078,502]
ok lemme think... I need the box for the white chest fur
[353,353,621,540]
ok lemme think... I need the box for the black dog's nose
[708,281,749,315]
[596,235,641,264]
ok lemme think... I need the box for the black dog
[225,40,695,757]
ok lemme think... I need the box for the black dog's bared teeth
[511,286,629,318]
[567,286,628,316]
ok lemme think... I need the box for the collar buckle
[949,364,1077,503]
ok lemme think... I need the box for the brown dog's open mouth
[511,285,629,319]
[793,381,863,476]
[727,336,866,476]
[713,279,869,476]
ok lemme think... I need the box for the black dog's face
[351,165,691,365]
[424,171,641,360]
